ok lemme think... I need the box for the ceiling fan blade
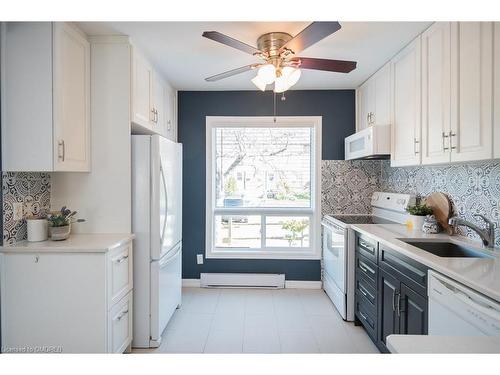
[280,22,342,54]
[202,31,261,55]
[292,57,357,73]
[205,64,259,82]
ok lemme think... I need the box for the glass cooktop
[330,215,396,225]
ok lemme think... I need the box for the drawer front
[379,244,428,296]
[355,296,377,340]
[355,274,377,310]
[108,291,133,353]
[355,254,378,286]
[355,233,378,262]
[108,242,133,307]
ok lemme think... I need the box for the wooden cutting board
[424,192,453,234]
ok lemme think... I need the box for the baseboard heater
[200,273,285,289]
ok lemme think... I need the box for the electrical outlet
[196,254,204,265]
[13,202,24,221]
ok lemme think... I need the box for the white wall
[51,36,132,234]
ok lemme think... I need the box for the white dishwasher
[428,270,500,336]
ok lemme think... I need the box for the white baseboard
[285,280,322,289]
[182,279,201,287]
[182,278,321,289]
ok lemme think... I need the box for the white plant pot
[27,218,48,242]
[406,215,426,232]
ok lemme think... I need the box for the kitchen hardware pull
[167,119,172,130]
[150,108,155,122]
[366,113,370,125]
[414,138,420,154]
[58,140,65,162]
[442,132,450,151]
[370,112,375,125]
[392,289,396,312]
[359,284,373,300]
[359,261,375,275]
[396,291,401,316]
[114,309,129,322]
[449,131,457,150]
[115,254,129,263]
[358,310,368,321]
[359,240,374,252]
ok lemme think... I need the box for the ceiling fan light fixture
[273,75,289,93]
[282,66,301,88]
[257,63,277,84]
[251,75,267,91]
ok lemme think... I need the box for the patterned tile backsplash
[321,159,500,247]
[2,172,51,245]
[321,160,382,215]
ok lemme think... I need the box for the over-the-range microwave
[344,124,391,160]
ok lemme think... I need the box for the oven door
[322,220,347,293]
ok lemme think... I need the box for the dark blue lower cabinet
[354,232,428,353]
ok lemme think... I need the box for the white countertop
[350,223,500,302]
[0,233,135,253]
[387,334,500,353]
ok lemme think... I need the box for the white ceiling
[77,21,432,91]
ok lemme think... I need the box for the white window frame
[205,116,322,260]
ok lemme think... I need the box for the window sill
[205,249,321,260]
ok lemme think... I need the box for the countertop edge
[387,334,500,354]
[0,233,136,253]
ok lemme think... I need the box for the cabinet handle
[414,138,420,155]
[370,112,375,125]
[167,119,171,130]
[58,140,65,162]
[359,260,375,275]
[449,131,457,150]
[395,291,401,316]
[115,254,129,263]
[442,132,450,151]
[359,240,374,253]
[155,109,159,123]
[392,289,397,312]
[114,309,129,322]
[359,284,373,300]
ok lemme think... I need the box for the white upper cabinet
[130,46,177,139]
[163,84,177,142]
[1,22,90,172]
[494,22,500,159]
[421,22,452,165]
[356,63,391,131]
[450,22,493,162]
[390,36,422,167]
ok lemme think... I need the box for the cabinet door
[421,22,452,165]
[373,63,391,126]
[391,37,422,166]
[53,22,91,171]
[494,22,500,159]
[131,48,153,129]
[0,253,106,353]
[357,81,373,131]
[399,283,428,335]
[378,269,400,350]
[164,85,177,141]
[450,22,493,162]
[152,73,165,132]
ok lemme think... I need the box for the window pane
[215,127,312,208]
[214,215,261,248]
[265,216,310,248]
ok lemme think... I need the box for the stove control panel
[371,192,416,213]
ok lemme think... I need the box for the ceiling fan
[202,22,357,93]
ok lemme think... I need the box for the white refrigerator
[132,135,183,348]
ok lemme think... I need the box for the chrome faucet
[448,214,496,248]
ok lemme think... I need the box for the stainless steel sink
[399,239,492,258]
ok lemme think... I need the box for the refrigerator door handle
[160,161,168,246]
[159,243,182,268]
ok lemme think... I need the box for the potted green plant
[47,206,85,241]
[406,204,433,232]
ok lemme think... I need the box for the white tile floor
[133,287,379,354]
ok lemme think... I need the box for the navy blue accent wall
[178,90,355,280]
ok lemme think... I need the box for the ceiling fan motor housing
[257,32,293,57]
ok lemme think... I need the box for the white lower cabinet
[0,236,133,353]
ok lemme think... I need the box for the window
[206,116,321,259]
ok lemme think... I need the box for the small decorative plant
[406,204,433,216]
[47,206,85,241]
[47,206,85,227]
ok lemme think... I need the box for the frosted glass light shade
[273,75,289,93]
[251,75,267,91]
[282,67,301,87]
[257,64,277,84]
